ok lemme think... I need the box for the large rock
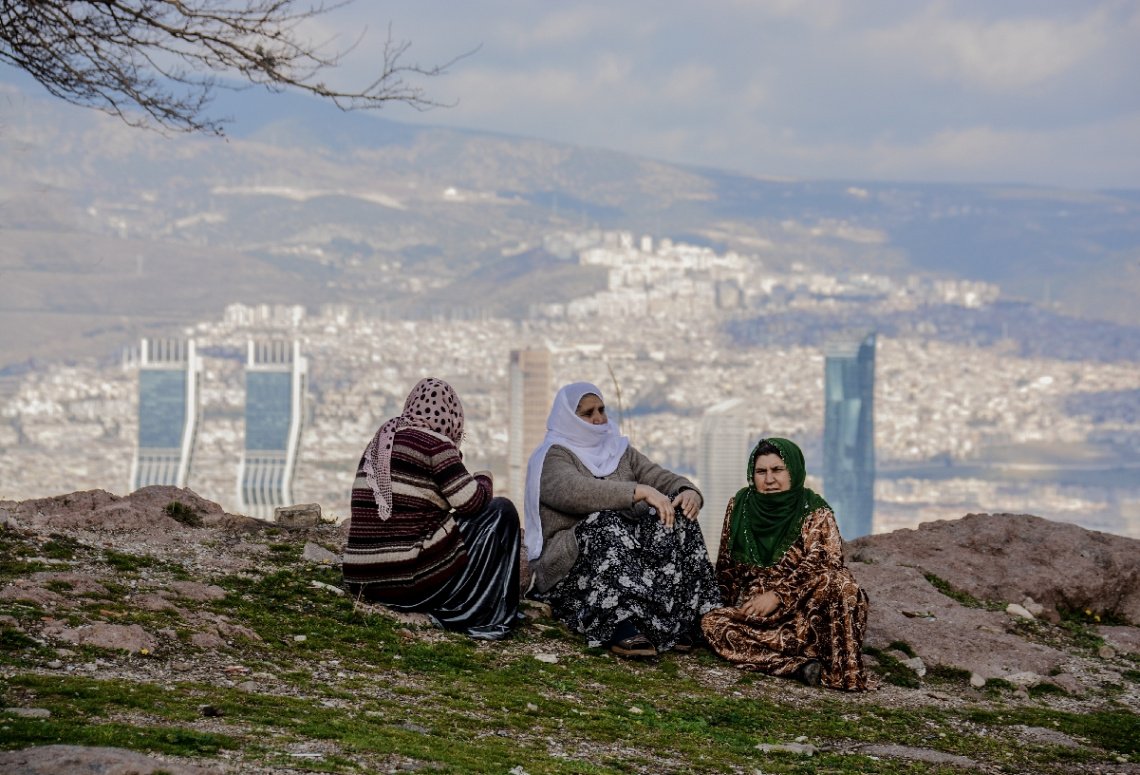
[276,503,322,528]
[29,573,110,598]
[0,487,254,531]
[849,562,1067,679]
[54,623,156,654]
[849,513,1140,624]
[1099,625,1140,655]
[0,745,223,774]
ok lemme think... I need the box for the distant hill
[1,82,1138,368]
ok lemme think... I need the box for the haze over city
[1,0,1138,539]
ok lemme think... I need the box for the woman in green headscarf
[701,438,871,691]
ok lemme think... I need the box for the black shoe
[673,630,705,653]
[794,660,822,687]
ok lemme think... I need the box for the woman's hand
[740,591,780,619]
[635,484,676,528]
[674,489,701,521]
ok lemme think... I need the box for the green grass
[164,501,202,528]
[922,574,1005,611]
[861,646,920,688]
[1,531,1137,773]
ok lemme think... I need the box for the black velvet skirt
[379,497,521,640]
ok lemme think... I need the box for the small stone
[521,600,552,619]
[276,503,322,528]
[5,707,51,718]
[1005,603,1035,620]
[629,706,644,715]
[795,735,809,743]
[534,653,558,664]
[46,660,63,670]
[172,661,194,672]
[1048,673,1084,695]
[901,656,927,677]
[526,702,538,712]
[236,680,258,692]
[303,542,339,564]
[1006,671,1041,687]
[969,673,986,688]
[199,704,223,717]
[1098,645,1117,660]
[1020,597,1045,617]
[293,635,307,642]
[55,648,74,657]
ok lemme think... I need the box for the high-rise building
[823,332,876,539]
[697,397,749,558]
[130,338,202,491]
[508,348,552,512]
[238,340,308,520]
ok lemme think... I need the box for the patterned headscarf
[728,437,830,567]
[363,377,465,521]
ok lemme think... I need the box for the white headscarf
[523,382,630,561]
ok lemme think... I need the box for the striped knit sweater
[343,427,492,602]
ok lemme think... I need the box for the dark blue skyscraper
[238,340,308,519]
[131,338,201,490]
[823,332,876,539]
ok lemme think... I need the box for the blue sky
[7,0,1140,189]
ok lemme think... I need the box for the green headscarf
[728,437,831,567]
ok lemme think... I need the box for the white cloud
[866,6,1111,91]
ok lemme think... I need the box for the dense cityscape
[2,232,1137,538]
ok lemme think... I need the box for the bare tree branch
[0,0,474,135]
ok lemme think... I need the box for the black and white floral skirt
[539,509,720,651]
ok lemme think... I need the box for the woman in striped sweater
[342,377,520,640]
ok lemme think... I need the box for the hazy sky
[286,0,1138,190]
[8,1,1140,190]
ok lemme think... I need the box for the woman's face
[575,393,608,425]
[753,453,792,493]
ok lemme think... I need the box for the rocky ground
[1,487,1139,774]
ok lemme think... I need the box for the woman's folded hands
[633,485,702,528]
[740,590,781,619]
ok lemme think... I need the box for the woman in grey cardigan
[524,382,720,657]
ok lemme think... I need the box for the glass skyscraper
[823,332,876,539]
[131,338,202,490]
[238,340,308,519]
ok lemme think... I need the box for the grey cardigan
[530,444,701,594]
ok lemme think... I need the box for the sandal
[673,630,705,653]
[611,633,657,658]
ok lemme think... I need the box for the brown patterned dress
[701,498,871,691]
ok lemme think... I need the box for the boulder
[132,594,179,613]
[0,745,224,774]
[276,503,322,528]
[3,487,250,531]
[1098,625,1140,655]
[190,629,228,651]
[302,542,339,564]
[29,573,110,598]
[849,513,1140,624]
[0,585,67,607]
[849,562,1067,679]
[54,623,156,654]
